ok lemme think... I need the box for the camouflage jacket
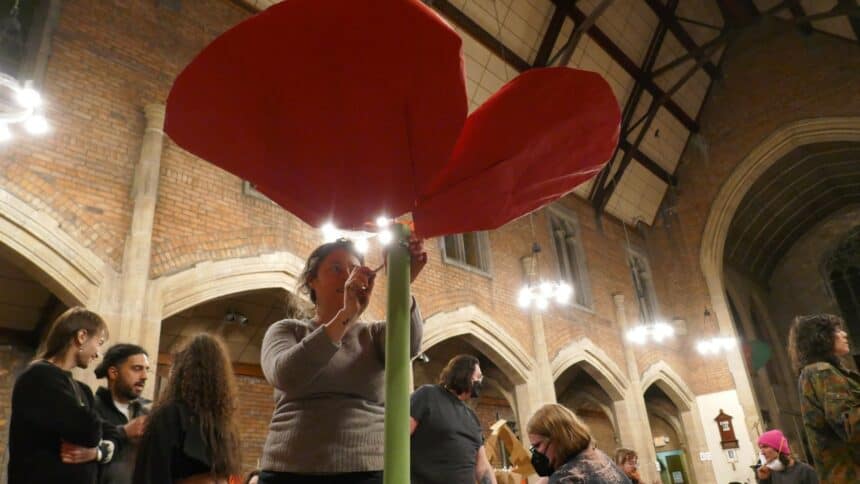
[798,362,860,483]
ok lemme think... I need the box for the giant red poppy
[165,0,620,238]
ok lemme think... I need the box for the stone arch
[153,251,305,319]
[421,305,533,385]
[640,361,696,412]
[566,391,621,442]
[0,188,109,306]
[550,338,629,401]
[700,117,860,433]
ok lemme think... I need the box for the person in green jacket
[788,314,860,483]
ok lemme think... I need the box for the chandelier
[624,320,675,345]
[516,240,573,311]
[695,309,736,355]
[0,74,48,142]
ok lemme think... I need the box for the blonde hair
[527,404,592,464]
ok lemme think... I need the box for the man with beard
[410,354,497,484]
[93,344,151,484]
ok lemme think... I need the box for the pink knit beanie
[758,429,791,455]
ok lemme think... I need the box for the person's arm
[803,365,860,443]
[260,321,340,392]
[12,366,102,447]
[410,385,431,436]
[474,445,497,484]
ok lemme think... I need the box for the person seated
[526,404,630,484]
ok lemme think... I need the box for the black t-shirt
[410,384,483,484]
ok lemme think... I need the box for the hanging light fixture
[624,320,675,345]
[0,1,49,142]
[0,74,49,142]
[517,240,574,311]
[320,216,395,253]
[695,308,737,355]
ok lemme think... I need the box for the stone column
[613,293,660,484]
[521,255,557,406]
[116,104,165,362]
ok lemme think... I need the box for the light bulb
[0,124,11,143]
[24,115,49,135]
[554,283,573,304]
[354,237,369,254]
[16,87,42,109]
[321,222,338,242]
[517,287,532,308]
[535,296,549,311]
[539,282,553,297]
[377,229,393,245]
[375,216,390,228]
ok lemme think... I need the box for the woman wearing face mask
[755,430,817,483]
[258,237,427,484]
[788,314,859,482]
[527,404,629,484]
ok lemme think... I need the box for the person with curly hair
[133,333,241,484]
[526,404,629,484]
[258,237,427,484]
[788,314,859,482]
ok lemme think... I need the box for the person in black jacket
[133,333,241,484]
[93,343,152,484]
[7,306,117,484]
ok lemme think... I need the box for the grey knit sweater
[259,302,422,473]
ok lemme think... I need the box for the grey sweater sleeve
[370,297,423,363]
[261,320,341,392]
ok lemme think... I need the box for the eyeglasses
[529,440,548,453]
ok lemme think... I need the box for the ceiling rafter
[425,0,530,71]
[595,27,732,213]
[786,0,814,35]
[590,0,678,210]
[550,0,700,133]
[643,0,722,80]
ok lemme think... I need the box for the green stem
[383,223,411,484]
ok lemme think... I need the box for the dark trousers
[258,470,383,484]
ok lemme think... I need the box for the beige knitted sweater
[259,302,422,473]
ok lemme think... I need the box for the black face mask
[531,448,554,477]
[470,380,482,398]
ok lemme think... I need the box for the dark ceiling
[724,141,860,282]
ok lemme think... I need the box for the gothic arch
[422,305,533,385]
[640,361,696,412]
[0,187,108,306]
[153,251,305,319]
[551,338,629,401]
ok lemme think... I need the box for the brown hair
[149,333,240,477]
[39,306,108,359]
[297,238,364,304]
[788,313,845,372]
[615,448,638,466]
[438,354,479,395]
[527,404,592,464]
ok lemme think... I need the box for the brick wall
[234,374,274,475]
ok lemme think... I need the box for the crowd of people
[5,237,859,484]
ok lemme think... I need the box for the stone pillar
[116,104,165,361]
[613,293,660,484]
[521,255,557,406]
